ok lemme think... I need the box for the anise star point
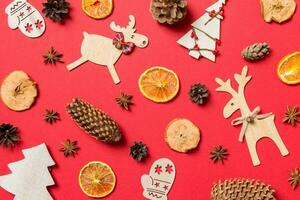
[43,47,63,65]
[59,139,79,157]
[210,145,229,164]
[283,106,300,126]
[289,168,300,190]
[44,109,60,124]
[116,92,133,110]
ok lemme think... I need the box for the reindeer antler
[110,21,125,32]
[127,15,136,29]
[215,78,238,96]
[110,15,136,33]
[234,66,252,95]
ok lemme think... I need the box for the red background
[0,0,300,199]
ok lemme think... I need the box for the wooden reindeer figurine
[215,66,289,166]
[67,15,149,84]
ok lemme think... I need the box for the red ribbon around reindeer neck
[231,106,273,142]
[113,33,135,55]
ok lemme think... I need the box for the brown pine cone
[241,42,270,61]
[211,179,276,200]
[150,0,187,25]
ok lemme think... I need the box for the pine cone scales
[0,123,20,148]
[66,98,122,143]
[189,84,210,105]
[150,0,187,25]
[211,179,276,200]
[42,0,70,22]
[242,42,270,61]
[130,142,148,161]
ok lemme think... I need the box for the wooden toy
[5,0,46,38]
[67,15,149,84]
[0,143,55,199]
[141,158,176,200]
[177,0,226,62]
[215,66,289,166]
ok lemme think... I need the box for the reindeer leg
[247,139,260,166]
[107,64,120,84]
[67,57,87,71]
[268,123,289,156]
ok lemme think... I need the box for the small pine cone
[130,142,148,161]
[211,179,276,200]
[150,0,187,25]
[66,98,122,143]
[0,123,20,148]
[241,42,270,61]
[189,84,210,105]
[42,0,70,22]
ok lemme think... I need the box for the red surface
[0,0,300,199]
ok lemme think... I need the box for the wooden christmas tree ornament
[177,0,226,62]
[141,158,176,200]
[0,143,55,200]
[67,15,149,84]
[5,0,46,38]
[215,66,289,166]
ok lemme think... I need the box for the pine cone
[130,142,148,161]
[0,123,20,148]
[66,98,122,143]
[241,42,270,61]
[42,0,70,22]
[211,179,276,200]
[150,0,187,25]
[189,84,210,105]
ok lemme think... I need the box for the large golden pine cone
[150,0,187,25]
[211,179,276,200]
[66,98,122,143]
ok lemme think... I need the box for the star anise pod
[59,139,79,157]
[44,109,60,124]
[43,47,63,65]
[0,123,20,148]
[283,106,300,126]
[210,145,229,164]
[116,92,133,110]
[289,168,300,190]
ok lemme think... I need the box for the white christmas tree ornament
[177,0,226,62]
[5,0,46,38]
[141,158,176,200]
[0,143,55,200]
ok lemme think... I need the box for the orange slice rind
[79,161,116,198]
[138,66,180,103]
[277,52,300,85]
[82,0,113,19]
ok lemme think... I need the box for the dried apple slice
[165,118,201,153]
[0,70,38,111]
[261,0,296,23]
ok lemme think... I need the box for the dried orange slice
[82,0,113,19]
[138,66,180,103]
[277,52,300,85]
[79,161,116,198]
